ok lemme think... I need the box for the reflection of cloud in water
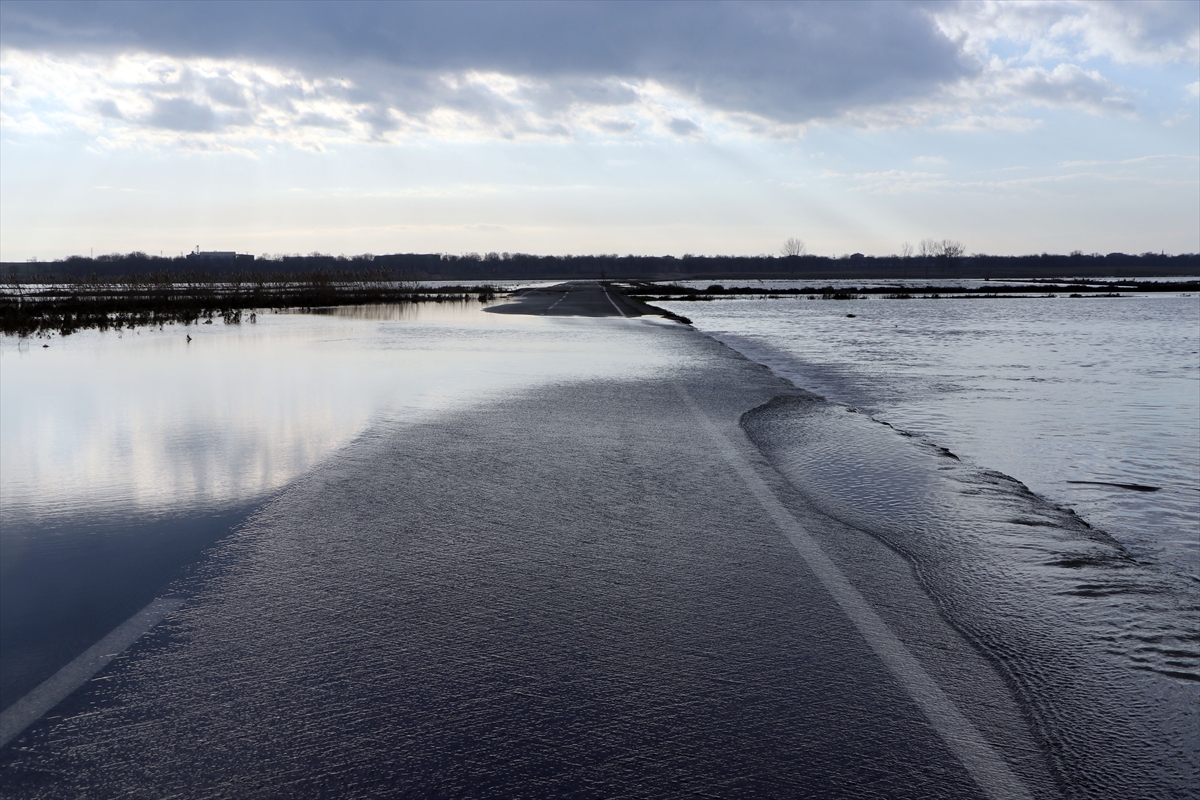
[1,306,684,523]
[314,300,494,322]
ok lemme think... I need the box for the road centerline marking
[0,596,185,748]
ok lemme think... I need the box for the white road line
[0,596,185,748]
[602,286,628,317]
[542,287,570,315]
[676,385,1033,800]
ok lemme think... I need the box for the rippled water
[0,302,688,704]
[2,292,1196,797]
[661,289,1200,798]
[659,291,1200,576]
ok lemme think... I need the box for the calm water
[659,290,1200,577]
[0,302,687,703]
[1,301,679,525]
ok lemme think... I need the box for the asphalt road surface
[486,282,653,318]
[0,292,1059,798]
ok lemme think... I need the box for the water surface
[1,302,685,704]
[659,291,1200,576]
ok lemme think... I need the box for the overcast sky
[2,0,1197,259]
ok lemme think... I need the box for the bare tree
[781,237,807,257]
[916,238,964,258]
[939,240,965,259]
[899,242,914,259]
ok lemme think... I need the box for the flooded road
[0,314,1054,798]
[2,289,1192,797]
[1,301,681,706]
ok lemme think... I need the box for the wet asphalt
[0,286,1059,798]
[485,282,650,318]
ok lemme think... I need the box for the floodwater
[2,292,1197,798]
[0,304,1055,799]
[659,288,1200,797]
[0,302,685,705]
[657,290,1200,576]
[1,301,680,524]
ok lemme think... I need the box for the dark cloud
[94,98,123,119]
[294,112,349,130]
[146,97,216,131]
[205,76,249,108]
[0,0,973,122]
[596,119,637,134]
[668,118,701,137]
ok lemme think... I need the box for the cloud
[146,96,216,131]
[827,55,1132,131]
[0,0,1177,149]
[849,169,950,194]
[934,1,1200,66]
[997,61,1133,114]
[0,1,973,126]
[94,98,123,119]
[667,117,701,137]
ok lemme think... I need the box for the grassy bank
[1,271,502,337]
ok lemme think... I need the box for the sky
[1,0,1197,260]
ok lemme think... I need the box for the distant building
[186,250,237,261]
[185,248,254,267]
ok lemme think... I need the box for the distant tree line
[5,248,1197,281]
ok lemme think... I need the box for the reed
[1,271,502,337]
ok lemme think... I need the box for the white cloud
[934,1,1200,66]
[0,2,974,126]
[1,50,695,149]
[987,61,1134,115]
[0,2,1183,152]
[939,114,1044,133]
[822,56,1129,132]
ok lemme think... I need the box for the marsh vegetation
[1,270,500,337]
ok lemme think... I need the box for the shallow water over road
[0,303,685,705]
[2,295,1196,797]
[1,321,1055,799]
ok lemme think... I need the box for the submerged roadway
[0,284,1059,799]
[484,281,655,318]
